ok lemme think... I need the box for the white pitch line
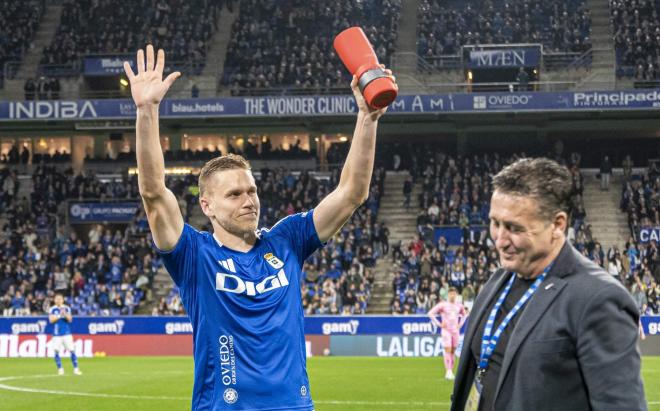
[1,374,655,407]
[0,377,449,406]
[0,374,449,406]
[315,400,450,406]
[0,374,189,400]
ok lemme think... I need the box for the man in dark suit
[451,158,646,411]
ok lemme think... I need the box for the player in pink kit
[427,287,467,380]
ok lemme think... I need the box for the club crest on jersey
[264,252,284,269]
[223,388,238,404]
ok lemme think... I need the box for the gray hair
[492,157,573,221]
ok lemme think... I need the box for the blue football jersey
[158,210,322,411]
[49,305,72,336]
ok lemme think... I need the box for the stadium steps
[582,171,629,250]
[0,2,63,100]
[575,0,615,90]
[394,0,419,61]
[367,171,421,313]
[170,3,240,98]
[0,216,7,241]
[379,172,422,244]
[368,260,397,313]
[151,268,177,310]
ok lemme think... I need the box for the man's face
[200,169,261,238]
[489,190,561,277]
[448,290,457,303]
[54,295,63,306]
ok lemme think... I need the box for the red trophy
[333,26,398,109]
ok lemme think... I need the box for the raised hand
[124,45,181,108]
[350,64,395,122]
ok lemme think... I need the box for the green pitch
[0,356,658,410]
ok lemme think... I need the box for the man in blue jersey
[48,293,82,376]
[123,45,391,410]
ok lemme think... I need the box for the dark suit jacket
[451,242,647,411]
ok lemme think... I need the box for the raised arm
[124,45,182,251]
[313,67,393,242]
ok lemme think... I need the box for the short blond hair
[198,154,251,196]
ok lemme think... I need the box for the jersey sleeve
[154,223,200,288]
[427,302,444,317]
[268,210,323,263]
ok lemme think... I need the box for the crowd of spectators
[86,139,315,164]
[620,159,660,314]
[389,149,591,315]
[417,0,591,59]
[41,0,222,75]
[0,0,44,88]
[154,288,185,315]
[0,163,160,316]
[3,144,659,317]
[1,144,32,165]
[222,0,401,95]
[0,145,72,165]
[1,146,388,316]
[298,167,386,315]
[23,77,61,100]
[612,0,660,80]
[388,148,659,316]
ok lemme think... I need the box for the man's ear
[554,211,568,238]
[199,196,212,217]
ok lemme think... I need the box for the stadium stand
[0,0,45,88]
[620,162,660,314]
[416,0,592,60]
[0,154,385,316]
[388,149,595,314]
[0,164,155,316]
[40,0,222,76]
[300,168,385,315]
[612,0,660,79]
[221,0,402,95]
[1,135,656,318]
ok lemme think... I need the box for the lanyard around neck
[478,264,553,371]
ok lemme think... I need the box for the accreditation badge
[465,373,483,411]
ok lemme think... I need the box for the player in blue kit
[123,45,391,410]
[48,293,82,376]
